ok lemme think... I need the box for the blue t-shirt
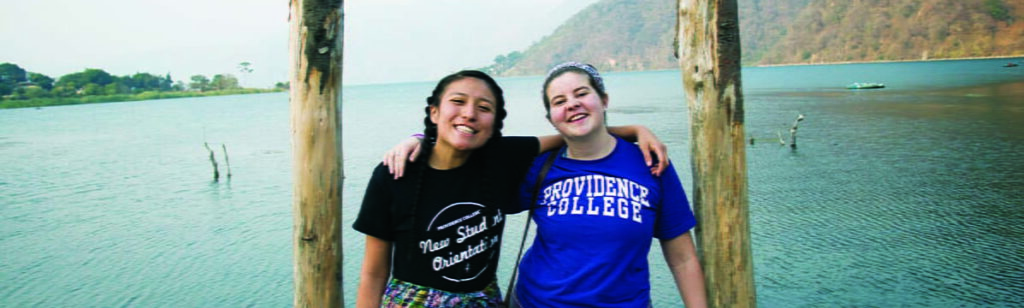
[513,137,696,307]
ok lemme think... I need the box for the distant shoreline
[489,55,1024,80]
[0,89,284,110]
[751,55,1024,68]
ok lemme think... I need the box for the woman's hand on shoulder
[635,126,669,176]
[383,136,422,179]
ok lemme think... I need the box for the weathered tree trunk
[675,0,756,307]
[289,0,345,307]
[204,142,220,181]
[221,144,232,178]
[789,114,804,149]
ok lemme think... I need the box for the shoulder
[477,136,540,164]
[485,136,539,153]
[369,162,394,181]
[610,136,647,162]
[598,137,661,183]
[369,161,424,185]
[371,162,389,176]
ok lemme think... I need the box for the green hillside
[483,0,1024,76]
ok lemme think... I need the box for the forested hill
[483,0,1024,76]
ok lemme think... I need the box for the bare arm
[660,232,707,308]
[384,125,668,177]
[536,134,565,153]
[356,235,392,308]
[382,137,422,179]
[540,125,668,174]
[608,125,669,176]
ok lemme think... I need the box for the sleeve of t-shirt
[654,165,697,240]
[352,163,396,241]
[487,136,540,214]
[514,150,555,215]
[491,136,540,173]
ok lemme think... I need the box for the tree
[0,63,28,83]
[103,78,130,95]
[130,73,163,92]
[0,63,28,96]
[28,73,54,90]
[82,83,104,96]
[211,74,240,90]
[189,75,211,91]
[51,84,76,97]
[984,0,1012,22]
[237,62,253,88]
[104,83,120,95]
[0,83,12,97]
[238,62,253,74]
[161,74,174,91]
[56,68,114,92]
[173,80,187,92]
[23,86,49,99]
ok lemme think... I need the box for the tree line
[0,62,249,101]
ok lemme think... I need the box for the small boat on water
[1003,62,1019,67]
[847,82,885,89]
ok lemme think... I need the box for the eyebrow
[446,92,494,104]
[553,86,590,100]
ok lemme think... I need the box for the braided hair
[403,70,508,262]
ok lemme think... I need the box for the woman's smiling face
[429,77,497,153]
[545,71,607,139]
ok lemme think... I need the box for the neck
[565,131,616,160]
[428,144,472,170]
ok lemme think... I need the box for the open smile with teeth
[567,113,588,123]
[455,125,477,134]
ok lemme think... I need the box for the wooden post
[203,142,220,181]
[221,144,232,179]
[675,0,756,307]
[289,0,344,307]
[789,114,804,149]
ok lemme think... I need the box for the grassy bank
[0,88,284,109]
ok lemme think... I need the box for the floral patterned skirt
[381,278,502,308]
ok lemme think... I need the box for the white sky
[1,0,598,87]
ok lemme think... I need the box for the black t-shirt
[353,136,539,292]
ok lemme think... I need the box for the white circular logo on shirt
[421,202,502,282]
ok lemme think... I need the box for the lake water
[2,58,1022,307]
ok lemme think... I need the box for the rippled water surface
[2,58,1022,307]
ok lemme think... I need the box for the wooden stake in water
[221,144,232,178]
[289,0,345,307]
[789,114,804,149]
[203,142,219,181]
[676,0,757,306]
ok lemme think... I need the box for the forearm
[356,272,389,308]
[536,134,565,153]
[607,125,643,142]
[356,236,392,308]
[672,256,707,308]
[662,233,707,308]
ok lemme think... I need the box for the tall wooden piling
[675,0,756,307]
[289,0,345,307]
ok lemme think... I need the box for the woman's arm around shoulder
[382,136,423,179]
[660,232,708,308]
[383,125,669,177]
[537,125,669,175]
[607,125,669,176]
